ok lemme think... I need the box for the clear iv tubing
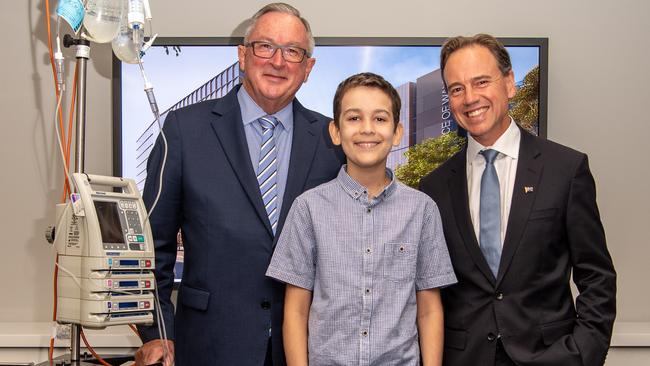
[137,55,167,223]
[136,46,173,364]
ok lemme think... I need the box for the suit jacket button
[487,332,497,341]
[496,292,504,300]
[260,300,271,310]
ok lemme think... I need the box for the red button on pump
[143,301,151,309]
[145,280,151,288]
[145,260,151,267]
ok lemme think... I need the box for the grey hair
[243,2,315,56]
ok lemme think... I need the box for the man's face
[444,45,516,146]
[329,86,403,176]
[238,11,315,114]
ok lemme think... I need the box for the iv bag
[83,0,121,43]
[112,0,143,64]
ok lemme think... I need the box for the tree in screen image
[510,65,540,135]
[395,132,466,188]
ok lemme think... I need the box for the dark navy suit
[420,127,616,366]
[139,86,344,365]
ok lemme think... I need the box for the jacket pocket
[178,284,211,311]
[383,243,416,282]
[540,317,575,346]
[444,328,467,350]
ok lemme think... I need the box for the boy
[266,73,456,366]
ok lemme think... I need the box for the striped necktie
[257,116,279,234]
[479,149,502,278]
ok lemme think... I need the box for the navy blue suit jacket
[139,86,344,365]
[420,128,616,366]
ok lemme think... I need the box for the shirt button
[361,330,368,337]
[365,248,372,254]
[496,292,504,300]
[487,332,497,341]
[260,300,271,310]
[365,288,371,294]
[366,208,371,213]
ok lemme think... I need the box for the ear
[392,122,404,146]
[505,70,516,99]
[303,57,316,83]
[328,120,341,146]
[237,45,247,73]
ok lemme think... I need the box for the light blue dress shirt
[237,87,294,225]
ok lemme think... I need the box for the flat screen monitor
[113,37,548,283]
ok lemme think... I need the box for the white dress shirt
[466,119,521,247]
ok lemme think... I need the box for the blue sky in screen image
[297,46,441,116]
[120,44,538,180]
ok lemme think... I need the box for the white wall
[1,0,648,364]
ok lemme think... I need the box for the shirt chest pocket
[383,243,417,282]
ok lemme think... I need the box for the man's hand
[135,339,175,366]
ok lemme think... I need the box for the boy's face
[329,86,403,173]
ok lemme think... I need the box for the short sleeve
[415,199,457,290]
[266,196,317,291]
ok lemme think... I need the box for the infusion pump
[51,173,156,329]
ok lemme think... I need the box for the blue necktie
[257,116,279,234]
[479,149,501,278]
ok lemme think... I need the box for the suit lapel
[210,88,274,237]
[447,149,497,285]
[496,130,543,286]
[275,100,320,238]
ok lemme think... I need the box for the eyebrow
[447,74,493,88]
[253,38,303,48]
[343,108,391,115]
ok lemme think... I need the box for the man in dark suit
[134,3,344,365]
[419,34,616,366]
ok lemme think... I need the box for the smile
[466,106,488,118]
[264,73,287,81]
[355,142,380,148]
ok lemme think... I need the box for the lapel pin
[524,186,534,194]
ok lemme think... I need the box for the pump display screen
[94,201,125,244]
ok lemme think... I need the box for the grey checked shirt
[266,166,457,366]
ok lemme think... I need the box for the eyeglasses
[246,41,309,63]
[447,75,504,98]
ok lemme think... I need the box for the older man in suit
[419,34,616,366]
[135,3,344,365]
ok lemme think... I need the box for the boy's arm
[417,288,444,366]
[283,284,313,366]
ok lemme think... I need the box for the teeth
[357,142,378,148]
[467,107,487,117]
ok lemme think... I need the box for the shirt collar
[336,165,398,204]
[237,86,294,132]
[467,117,521,162]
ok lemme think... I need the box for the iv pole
[70,33,90,364]
[41,34,133,366]
[42,2,156,362]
